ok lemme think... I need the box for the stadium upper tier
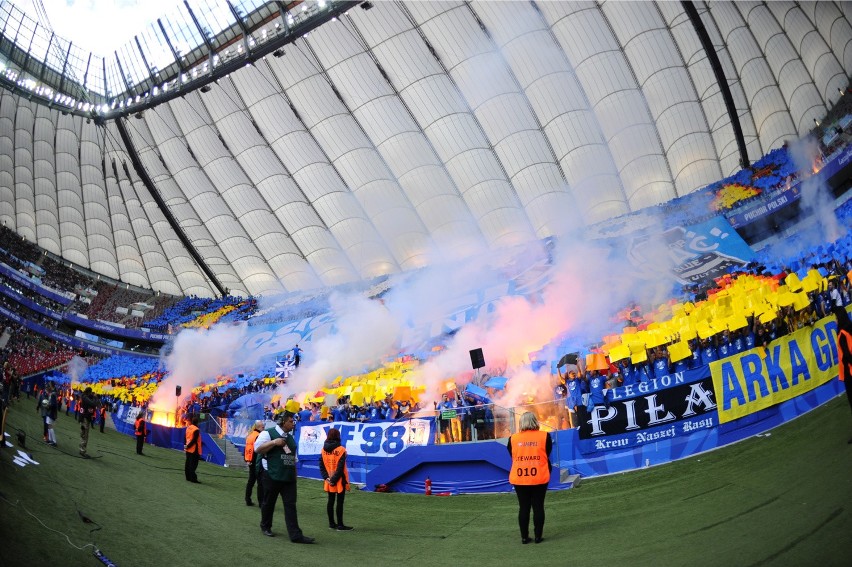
[1,1,851,299]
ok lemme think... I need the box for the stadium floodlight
[814,118,820,126]
[319,0,327,8]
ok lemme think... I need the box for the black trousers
[136,435,144,454]
[259,471,302,541]
[185,452,200,481]
[326,491,345,527]
[845,377,852,418]
[514,483,548,539]
[246,462,262,504]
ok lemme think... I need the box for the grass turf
[1,396,851,567]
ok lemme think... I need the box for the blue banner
[819,143,852,181]
[0,281,63,320]
[0,304,157,358]
[0,281,168,343]
[621,216,753,285]
[0,262,74,305]
[727,186,801,228]
[64,311,169,342]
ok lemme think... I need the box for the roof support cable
[115,116,228,297]
[682,1,750,169]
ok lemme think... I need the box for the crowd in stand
[1,113,851,452]
[0,315,81,376]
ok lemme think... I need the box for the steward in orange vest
[319,428,353,530]
[507,412,552,544]
[837,328,852,383]
[244,421,264,506]
[184,415,202,483]
[508,429,551,485]
[832,306,852,444]
[134,412,147,455]
[320,443,350,493]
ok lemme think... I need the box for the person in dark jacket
[134,410,147,455]
[79,387,99,457]
[318,428,352,531]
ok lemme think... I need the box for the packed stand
[146,295,250,332]
[1,317,81,376]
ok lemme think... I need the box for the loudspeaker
[110,380,116,387]
[469,348,485,370]
[175,385,182,397]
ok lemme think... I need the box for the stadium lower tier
[96,349,845,494]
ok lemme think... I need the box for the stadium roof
[0,1,850,297]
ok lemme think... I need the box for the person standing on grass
[99,404,107,433]
[832,306,852,444]
[244,420,264,506]
[184,415,202,483]
[45,383,59,446]
[36,385,49,441]
[134,409,147,455]
[319,428,353,531]
[79,387,99,458]
[254,411,314,543]
[507,412,552,544]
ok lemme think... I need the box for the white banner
[297,419,434,458]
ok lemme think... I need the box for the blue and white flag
[275,356,295,379]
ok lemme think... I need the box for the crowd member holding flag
[833,306,852,443]
[507,412,552,544]
[319,428,353,531]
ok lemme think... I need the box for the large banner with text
[710,316,840,424]
[578,370,717,453]
[297,419,435,458]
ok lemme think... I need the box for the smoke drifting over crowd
[761,136,845,263]
[150,324,248,411]
[149,209,686,414]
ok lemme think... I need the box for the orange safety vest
[245,430,260,463]
[135,416,145,436]
[508,430,550,486]
[185,424,202,455]
[838,329,852,382]
[321,446,350,493]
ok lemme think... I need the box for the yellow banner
[710,316,840,424]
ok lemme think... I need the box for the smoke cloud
[149,324,248,411]
[65,355,89,386]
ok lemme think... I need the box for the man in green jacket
[254,411,314,544]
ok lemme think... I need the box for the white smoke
[65,355,89,386]
[149,324,248,411]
